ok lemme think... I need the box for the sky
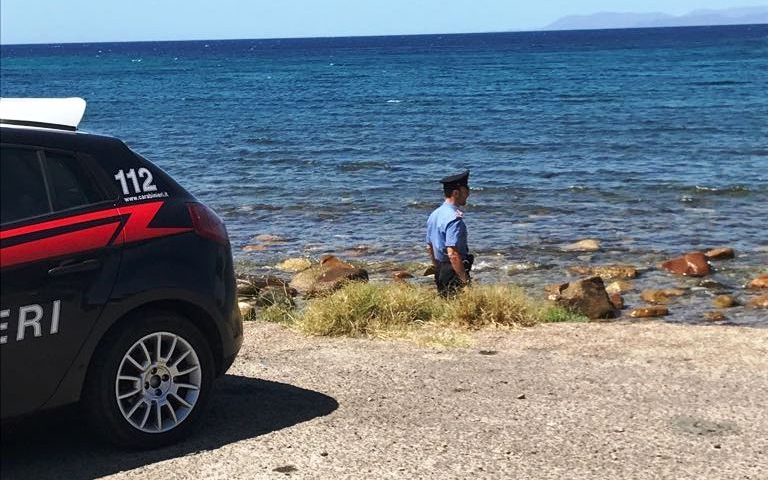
[0,0,760,44]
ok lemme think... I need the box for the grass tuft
[539,305,590,323]
[296,282,442,337]
[285,282,580,339]
[446,284,540,329]
[259,303,296,324]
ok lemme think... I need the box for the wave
[245,136,279,145]
[338,161,392,172]
[688,80,749,86]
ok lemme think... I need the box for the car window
[0,146,51,224]
[43,151,109,212]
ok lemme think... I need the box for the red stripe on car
[0,222,121,268]
[117,201,191,244]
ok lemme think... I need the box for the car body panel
[0,124,242,420]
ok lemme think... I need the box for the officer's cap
[440,169,470,190]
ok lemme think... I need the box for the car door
[0,144,123,418]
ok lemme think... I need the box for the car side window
[43,151,109,212]
[0,146,51,224]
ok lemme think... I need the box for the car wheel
[83,310,215,448]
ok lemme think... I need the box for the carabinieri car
[0,98,243,448]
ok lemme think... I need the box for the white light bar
[0,97,87,130]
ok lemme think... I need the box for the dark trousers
[435,254,474,297]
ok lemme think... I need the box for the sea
[2,25,767,325]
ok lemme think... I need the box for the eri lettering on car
[0,300,61,344]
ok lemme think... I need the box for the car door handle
[48,259,102,276]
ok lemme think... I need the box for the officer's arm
[447,247,469,284]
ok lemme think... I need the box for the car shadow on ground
[0,374,338,480]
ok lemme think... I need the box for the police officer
[425,169,474,296]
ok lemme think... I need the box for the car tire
[82,310,215,449]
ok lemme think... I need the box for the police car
[0,98,243,448]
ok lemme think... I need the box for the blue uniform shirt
[426,201,468,262]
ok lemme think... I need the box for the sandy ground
[2,320,768,480]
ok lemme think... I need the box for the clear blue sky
[0,0,758,44]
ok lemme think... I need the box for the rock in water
[629,306,669,318]
[606,281,634,294]
[746,275,768,289]
[562,239,601,252]
[290,255,368,296]
[568,264,638,279]
[253,233,286,243]
[276,257,313,272]
[551,277,615,319]
[640,288,687,304]
[661,252,711,277]
[704,311,726,322]
[392,270,414,281]
[712,295,737,308]
[704,247,735,260]
[746,294,768,309]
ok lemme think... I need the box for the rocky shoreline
[236,236,767,327]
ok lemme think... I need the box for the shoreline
[235,241,768,328]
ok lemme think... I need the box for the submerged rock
[341,244,375,257]
[704,247,735,260]
[698,279,730,290]
[704,311,727,322]
[712,295,738,309]
[629,306,669,318]
[562,239,601,252]
[243,244,268,252]
[746,275,768,289]
[606,280,634,294]
[276,257,313,272]
[549,277,615,319]
[253,233,286,243]
[568,264,638,280]
[290,255,368,296]
[640,288,687,304]
[746,293,768,309]
[661,252,711,277]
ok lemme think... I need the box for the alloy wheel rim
[115,332,202,433]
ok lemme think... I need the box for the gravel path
[3,321,768,479]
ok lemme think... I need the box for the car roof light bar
[0,97,87,131]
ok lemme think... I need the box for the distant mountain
[545,6,768,30]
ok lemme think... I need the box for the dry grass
[256,282,588,342]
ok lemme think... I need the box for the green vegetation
[540,304,590,323]
[255,282,587,343]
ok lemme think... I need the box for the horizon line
[1,22,766,47]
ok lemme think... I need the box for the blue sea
[2,25,767,324]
